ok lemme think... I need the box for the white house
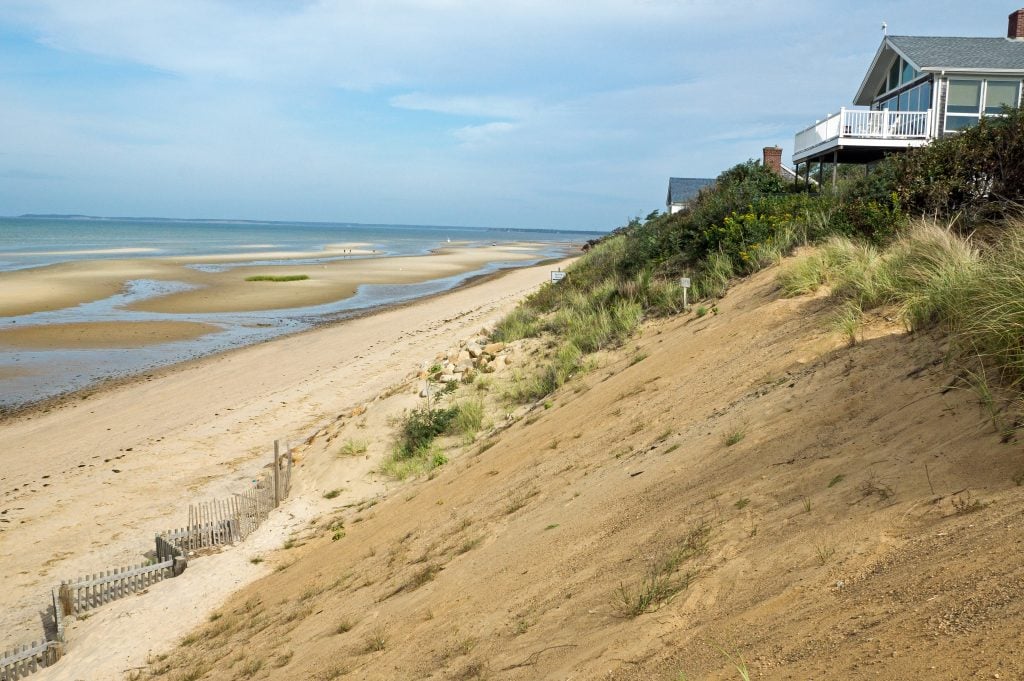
[793,8,1024,177]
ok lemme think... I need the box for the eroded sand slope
[132,265,1024,679]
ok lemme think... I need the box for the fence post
[273,440,281,508]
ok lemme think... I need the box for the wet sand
[0,321,222,350]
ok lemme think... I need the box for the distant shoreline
[11,212,607,236]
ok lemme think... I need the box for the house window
[877,80,932,113]
[888,59,901,91]
[901,60,917,85]
[945,79,1020,132]
[985,80,1020,114]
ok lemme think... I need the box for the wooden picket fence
[1,439,295,681]
[158,440,293,554]
[0,640,62,681]
[57,559,175,616]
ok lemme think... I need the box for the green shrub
[395,406,458,458]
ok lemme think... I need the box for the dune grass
[780,219,1024,390]
[244,274,310,282]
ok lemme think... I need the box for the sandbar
[134,244,545,314]
[0,243,554,317]
[0,321,221,350]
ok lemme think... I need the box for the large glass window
[901,60,917,85]
[947,80,981,113]
[985,81,1020,113]
[945,79,1021,132]
[888,59,900,91]
[877,80,932,112]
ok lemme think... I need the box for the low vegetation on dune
[498,107,1024,409]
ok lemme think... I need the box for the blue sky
[0,1,1013,230]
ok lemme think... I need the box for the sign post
[680,277,691,311]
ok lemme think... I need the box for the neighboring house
[666,177,714,214]
[793,8,1024,177]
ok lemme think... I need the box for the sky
[0,1,1014,231]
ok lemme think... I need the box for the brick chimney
[1009,9,1024,39]
[762,146,783,176]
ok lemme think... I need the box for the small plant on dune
[244,274,309,282]
[722,427,746,447]
[505,485,540,515]
[831,300,863,346]
[323,488,342,500]
[238,657,264,678]
[734,498,750,510]
[857,471,895,502]
[338,439,368,456]
[814,542,836,565]
[335,618,355,634]
[614,523,709,617]
[716,646,751,681]
[695,305,708,317]
[364,625,389,653]
[959,366,1014,440]
[827,474,845,488]
[951,492,986,515]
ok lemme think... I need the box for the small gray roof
[667,177,714,205]
[889,35,1024,71]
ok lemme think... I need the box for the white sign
[551,270,567,283]
[680,277,691,288]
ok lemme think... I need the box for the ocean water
[0,216,597,271]
[0,216,603,409]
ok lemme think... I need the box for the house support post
[832,150,838,187]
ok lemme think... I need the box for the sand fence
[0,441,294,680]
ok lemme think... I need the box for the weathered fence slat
[0,639,62,680]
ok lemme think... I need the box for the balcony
[793,108,932,164]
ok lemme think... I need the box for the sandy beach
[0,258,566,675]
[0,242,549,318]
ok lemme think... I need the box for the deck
[793,108,932,164]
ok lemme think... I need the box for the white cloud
[451,121,519,146]
[389,93,535,119]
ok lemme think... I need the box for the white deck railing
[794,108,932,155]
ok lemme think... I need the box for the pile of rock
[419,333,515,395]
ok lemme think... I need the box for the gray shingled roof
[889,36,1024,71]
[667,177,714,205]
